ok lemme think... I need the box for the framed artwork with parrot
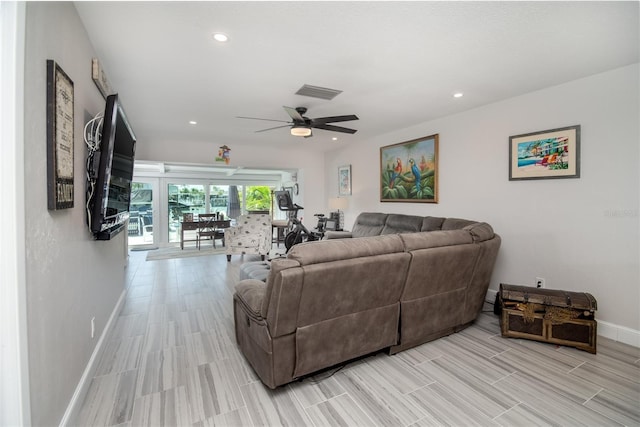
[380,134,439,203]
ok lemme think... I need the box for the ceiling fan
[237,106,358,138]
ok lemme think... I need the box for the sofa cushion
[381,214,424,234]
[463,222,495,242]
[351,212,388,237]
[441,217,477,230]
[400,230,473,251]
[421,216,445,231]
[287,234,404,266]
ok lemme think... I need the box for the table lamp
[328,197,348,231]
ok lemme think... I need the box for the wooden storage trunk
[498,283,597,353]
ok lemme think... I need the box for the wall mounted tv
[89,94,137,240]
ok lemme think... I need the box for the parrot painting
[409,158,421,194]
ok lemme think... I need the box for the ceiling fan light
[291,126,312,137]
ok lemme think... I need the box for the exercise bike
[275,190,324,252]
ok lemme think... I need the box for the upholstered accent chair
[225,214,272,262]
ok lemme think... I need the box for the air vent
[295,84,343,100]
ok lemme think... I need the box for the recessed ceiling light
[332,137,338,141]
[453,92,464,98]
[189,120,197,125]
[213,33,228,42]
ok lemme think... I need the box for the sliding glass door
[166,183,276,243]
[131,161,295,247]
[209,185,229,216]
[128,180,157,246]
[167,184,205,243]
[128,173,279,246]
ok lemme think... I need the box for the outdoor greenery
[166,184,272,214]
[245,186,271,211]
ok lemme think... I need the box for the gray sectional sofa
[233,213,501,389]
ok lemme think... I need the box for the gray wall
[24,3,127,424]
[325,64,640,341]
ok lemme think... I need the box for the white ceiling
[74,1,638,153]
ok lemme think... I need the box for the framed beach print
[380,134,438,203]
[338,165,352,196]
[509,125,580,181]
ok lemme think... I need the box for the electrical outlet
[536,277,545,288]
[91,317,96,338]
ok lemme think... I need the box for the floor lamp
[328,197,348,231]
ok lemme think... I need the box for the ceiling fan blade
[236,116,290,123]
[283,106,304,122]
[311,123,358,134]
[310,115,359,125]
[255,124,291,133]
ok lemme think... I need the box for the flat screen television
[89,94,137,240]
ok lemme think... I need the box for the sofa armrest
[234,279,267,318]
[323,230,353,239]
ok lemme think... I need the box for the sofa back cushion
[287,233,404,265]
[351,212,388,237]
[381,214,424,234]
[421,216,446,231]
[441,217,477,230]
[400,229,473,251]
[351,212,472,236]
[463,222,495,242]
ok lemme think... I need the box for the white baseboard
[485,289,640,348]
[59,289,127,427]
[486,289,498,305]
[597,321,640,348]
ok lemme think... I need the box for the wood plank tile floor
[73,249,640,426]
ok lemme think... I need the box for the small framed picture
[338,165,352,196]
[509,125,580,180]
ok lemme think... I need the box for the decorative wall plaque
[91,58,113,99]
[46,60,74,210]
